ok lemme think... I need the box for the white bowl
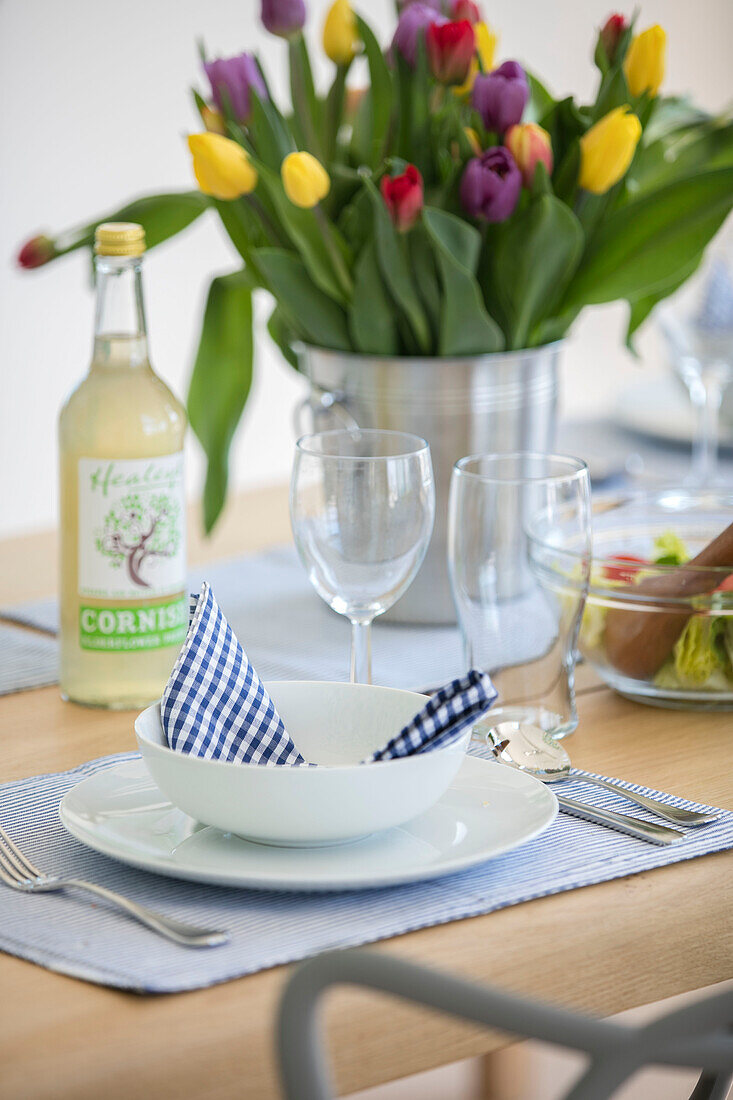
[134,681,471,847]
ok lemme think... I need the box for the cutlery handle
[556,795,685,846]
[62,879,229,947]
[572,772,718,827]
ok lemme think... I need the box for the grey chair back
[277,949,733,1100]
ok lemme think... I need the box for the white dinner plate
[59,756,557,892]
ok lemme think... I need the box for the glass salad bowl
[530,488,733,710]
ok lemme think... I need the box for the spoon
[488,721,718,828]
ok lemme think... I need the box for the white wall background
[1,0,731,538]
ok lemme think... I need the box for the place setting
[3,430,733,997]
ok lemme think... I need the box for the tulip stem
[289,37,323,159]
[245,195,289,249]
[314,205,353,300]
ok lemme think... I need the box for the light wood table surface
[1,485,731,1100]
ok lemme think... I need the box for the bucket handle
[293,384,360,437]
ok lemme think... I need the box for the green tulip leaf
[625,254,703,351]
[249,89,295,170]
[422,207,505,355]
[562,167,733,308]
[626,121,733,200]
[365,178,431,353]
[356,16,393,167]
[487,194,584,349]
[348,239,399,355]
[267,304,301,371]
[423,206,481,273]
[525,71,555,124]
[409,226,442,340]
[188,270,256,532]
[253,247,351,350]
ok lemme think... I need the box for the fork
[0,825,229,948]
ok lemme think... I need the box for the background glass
[290,429,435,684]
[658,222,733,487]
[448,453,591,739]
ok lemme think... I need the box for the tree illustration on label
[95,493,181,588]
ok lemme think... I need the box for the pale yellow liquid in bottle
[59,250,187,708]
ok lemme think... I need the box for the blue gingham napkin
[161,584,496,766]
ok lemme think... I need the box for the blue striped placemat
[1,748,730,993]
[0,623,58,695]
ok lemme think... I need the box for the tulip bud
[505,122,553,187]
[472,61,528,134]
[188,133,258,200]
[453,20,498,97]
[16,234,56,270]
[624,24,666,97]
[204,52,267,123]
[426,19,475,85]
[450,0,481,23]
[391,3,446,69]
[579,105,641,194]
[201,105,226,135]
[281,151,331,208]
[261,0,306,39]
[460,146,521,222]
[599,13,627,64]
[380,164,424,232]
[322,0,358,65]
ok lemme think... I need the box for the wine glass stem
[689,376,722,486]
[350,619,372,685]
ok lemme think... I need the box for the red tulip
[16,234,56,269]
[380,164,424,232]
[450,0,481,23]
[600,13,627,63]
[426,19,475,85]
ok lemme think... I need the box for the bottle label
[77,454,187,651]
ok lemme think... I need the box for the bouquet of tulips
[18,0,733,529]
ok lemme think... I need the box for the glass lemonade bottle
[59,222,187,708]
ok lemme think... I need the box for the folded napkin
[162,584,496,766]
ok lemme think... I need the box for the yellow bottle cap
[94,222,146,257]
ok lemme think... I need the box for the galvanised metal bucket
[297,343,561,624]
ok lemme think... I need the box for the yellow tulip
[579,106,642,194]
[322,0,358,65]
[281,151,331,208]
[624,24,666,98]
[453,21,498,97]
[200,105,226,135]
[188,133,257,200]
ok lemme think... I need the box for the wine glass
[290,429,435,684]
[658,223,733,487]
[448,453,591,739]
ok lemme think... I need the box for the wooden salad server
[604,519,733,681]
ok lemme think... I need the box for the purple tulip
[261,0,306,38]
[391,3,447,68]
[472,61,529,134]
[204,53,268,122]
[460,147,521,222]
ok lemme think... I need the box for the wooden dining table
[1,483,731,1100]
